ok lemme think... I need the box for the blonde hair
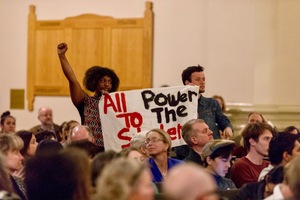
[146,128,172,153]
[0,152,13,192]
[284,155,300,199]
[0,134,24,155]
[95,157,148,200]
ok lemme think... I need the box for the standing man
[182,65,233,139]
[30,106,61,141]
[181,119,214,165]
[174,65,234,159]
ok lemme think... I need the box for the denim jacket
[198,95,233,139]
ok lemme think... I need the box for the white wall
[1,0,300,130]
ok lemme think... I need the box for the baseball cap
[201,139,235,160]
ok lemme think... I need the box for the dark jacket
[29,124,61,141]
[184,148,204,166]
[198,96,233,139]
[213,174,237,191]
[236,180,265,200]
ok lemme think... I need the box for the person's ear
[282,151,291,163]
[206,156,213,165]
[191,136,197,145]
[249,138,256,146]
[164,143,169,152]
[184,80,190,85]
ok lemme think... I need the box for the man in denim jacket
[182,65,233,139]
[174,65,233,159]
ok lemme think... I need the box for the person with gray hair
[181,119,214,166]
[163,162,220,200]
[94,157,154,200]
[130,132,149,160]
[70,125,93,142]
[30,106,61,141]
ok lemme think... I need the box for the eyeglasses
[145,137,163,144]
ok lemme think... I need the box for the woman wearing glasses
[145,129,182,183]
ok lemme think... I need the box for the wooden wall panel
[111,28,144,90]
[27,2,154,111]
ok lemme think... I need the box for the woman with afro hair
[57,42,120,148]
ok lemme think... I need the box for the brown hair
[25,148,91,200]
[212,95,226,112]
[241,122,274,151]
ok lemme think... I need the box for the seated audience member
[237,165,284,200]
[130,132,149,160]
[181,119,214,166]
[0,134,27,200]
[145,129,182,183]
[67,140,103,159]
[94,157,154,200]
[70,125,93,142]
[282,155,300,200]
[212,95,226,112]
[35,130,56,143]
[119,146,145,162]
[91,150,119,189]
[258,132,300,181]
[35,139,63,157]
[163,162,220,200]
[0,153,14,193]
[29,106,61,141]
[264,156,300,200]
[232,112,268,158]
[0,153,21,200]
[60,120,79,145]
[58,121,66,141]
[15,130,38,161]
[230,122,275,188]
[284,125,299,134]
[14,130,38,181]
[0,111,16,134]
[201,139,236,190]
[25,148,91,200]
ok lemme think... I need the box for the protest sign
[99,85,199,151]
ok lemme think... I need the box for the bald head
[38,107,54,126]
[70,125,93,142]
[163,163,219,200]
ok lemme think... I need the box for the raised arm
[57,43,85,106]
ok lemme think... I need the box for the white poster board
[99,85,199,151]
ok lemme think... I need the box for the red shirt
[230,157,269,188]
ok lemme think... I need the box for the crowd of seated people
[1,106,300,200]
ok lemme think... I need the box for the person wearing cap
[181,119,214,166]
[201,139,236,190]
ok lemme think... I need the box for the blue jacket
[148,157,182,183]
[198,95,233,139]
